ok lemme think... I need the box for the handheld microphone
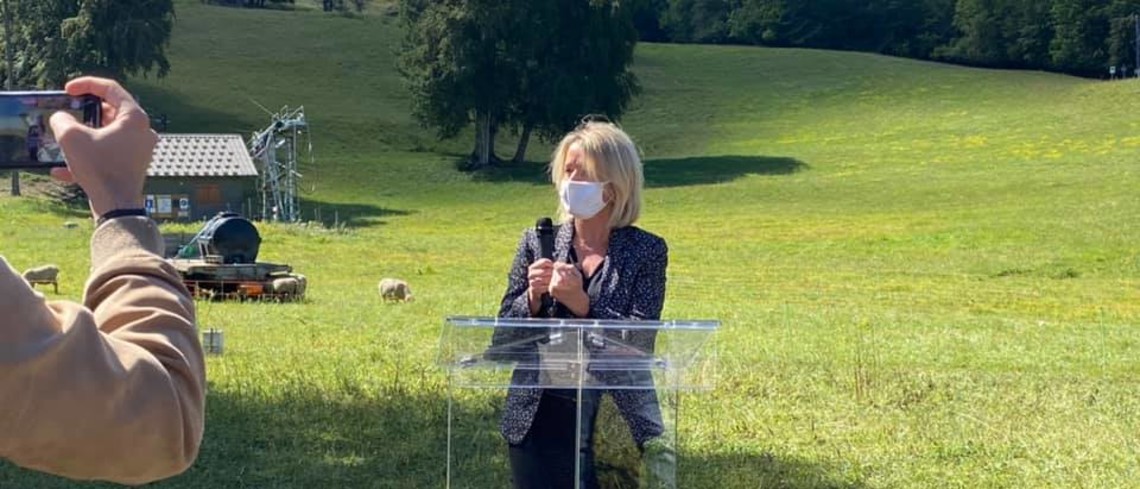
[536,217,555,261]
[535,217,555,315]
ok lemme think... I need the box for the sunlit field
[1,1,1137,487]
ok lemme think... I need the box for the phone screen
[0,92,101,170]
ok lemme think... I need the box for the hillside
[0,1,1136,487]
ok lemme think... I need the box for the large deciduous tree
[1,0,175,89]
[643,0,1140,78]
[0,0,174,196]
[398,0,640,169]
[502,0,640,163]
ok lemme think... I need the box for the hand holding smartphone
[48,77,158,219]
[1,78,158,220]
[0,91,101,170]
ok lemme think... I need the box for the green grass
[1,1,1138,487]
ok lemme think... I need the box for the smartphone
[0,91,101,170]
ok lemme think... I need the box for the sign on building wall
[178,197,191,218]
[146,194,191,220]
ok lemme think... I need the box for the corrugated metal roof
[149,134,258,178]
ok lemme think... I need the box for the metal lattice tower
[249,106,308,222]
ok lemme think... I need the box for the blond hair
[549,122,643,228]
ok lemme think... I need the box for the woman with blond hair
[495,119,669,488]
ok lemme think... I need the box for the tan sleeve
[0,216,205,485]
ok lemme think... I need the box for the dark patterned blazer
[495,222,668,447]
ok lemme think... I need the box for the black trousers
[509,389,602,489]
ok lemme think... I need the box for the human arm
[0,77,205,484]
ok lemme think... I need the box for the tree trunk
[471,110,494,169]
[3,0,19,197]
[472,111,486,168]
[513,123,533,163]
[488,114,498,162]
[1,0,12,91]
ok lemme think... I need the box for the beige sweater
[0,216,205,485]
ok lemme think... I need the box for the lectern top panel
[439,316,719,390]
[445,316,720,331]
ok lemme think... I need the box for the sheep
[22,264,59,294]
[22,264,59,282]
[272,277,299,295]
[270,275,308,301]
[378,278,413,302]
[293,274,308,298]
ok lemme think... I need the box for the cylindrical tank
[198,212,261,264]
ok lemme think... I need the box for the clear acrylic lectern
[439,316,718,489]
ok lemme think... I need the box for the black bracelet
[96,208,149,226]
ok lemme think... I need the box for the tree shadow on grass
[644,155,807,188]
[0,386,471,488]
[681,450,865,489]
[587,396,861,489]
[298,198,415,228]
[192,389,859,489]
[472,155,808,188]
[0,385,861,489]
[173,387,463,488]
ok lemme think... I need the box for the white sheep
[293,274,308,297]
[22,264,59,293]
[272,277,300,296]
[378,278,413,302]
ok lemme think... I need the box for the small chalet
[145,134,258,221]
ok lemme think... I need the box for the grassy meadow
[1,1,1138,487]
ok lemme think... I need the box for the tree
[936,0,1011,66]
[398,0,640,169]
[3,0,18,196]
[1000,0,1053,68]
[727,0,786,45]
[398,0,513,168]
[0,0,174,196]
[630,0,669,42]
[661,0,733,43]
[1051,0,1110,75]
[1,0,176,89]
[1105,0,1140,68]
[721,0,953,58]
[321,0,368,14]
[210,0,295,8]
[502,0,640,163]
[626,0,1140,78]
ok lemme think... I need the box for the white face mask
[560,180,607,219]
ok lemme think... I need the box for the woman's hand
[550,262,589,317]
[526,259,554,314]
